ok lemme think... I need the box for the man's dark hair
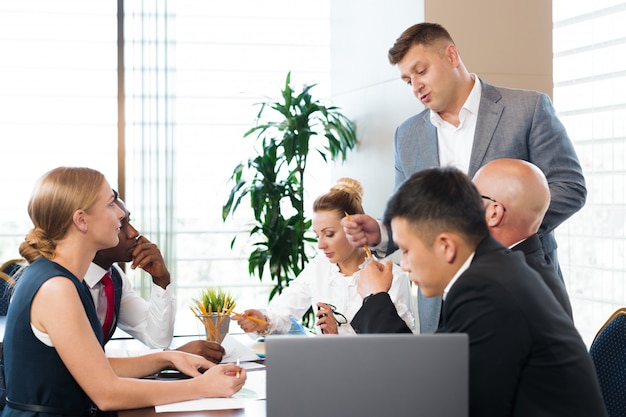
[388,22,455,65]
[383,167,489,247]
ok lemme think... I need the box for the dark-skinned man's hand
[176,340,225,363]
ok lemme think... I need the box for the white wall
[328,0,425,218]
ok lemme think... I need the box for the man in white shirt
[341,22,586,333]
[84,197,225,362]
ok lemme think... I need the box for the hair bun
[332,177,364,199]
[19,227,54,263]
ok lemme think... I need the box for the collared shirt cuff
[368,219,389,254]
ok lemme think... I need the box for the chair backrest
[0,259,24,316]
[590,307,626,417]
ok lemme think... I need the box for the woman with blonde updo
[2,167,245,417]
[234,177,415,335]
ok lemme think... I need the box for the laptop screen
[265,333,468,417]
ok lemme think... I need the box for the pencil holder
[195,313,231,343]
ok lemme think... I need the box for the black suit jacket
[512,234,573,318]
[352,236,606,417]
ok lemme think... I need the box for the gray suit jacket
[393,80,586,333]
[393,80,586,253]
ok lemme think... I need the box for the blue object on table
[288,315,308,335]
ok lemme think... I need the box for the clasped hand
[357,259,394,298]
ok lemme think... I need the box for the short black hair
[383,167,489,247]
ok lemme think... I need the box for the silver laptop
[265,333,468,417]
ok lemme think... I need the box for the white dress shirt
[84,262,176,350]
[430,73,482,174]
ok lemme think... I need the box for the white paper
[235,370,266,400]
[155,398,246,412]
[154,370,266,412]
[221,334,263,363]
[241,361,265,371]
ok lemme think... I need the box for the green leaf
[192,287,237,314]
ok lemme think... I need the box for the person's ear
[446,44,461,67]
[436,232,458,264]
[485,204,505,228]
[73,209,88,234]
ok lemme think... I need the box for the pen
[232,312,267,325]
[236,357,241,379]
[344,212,374,258]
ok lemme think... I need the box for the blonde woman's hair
[313,177,365,215]
[19,167,106,263]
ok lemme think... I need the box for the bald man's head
[472,159,550,247]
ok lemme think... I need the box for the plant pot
[196,314,230,343]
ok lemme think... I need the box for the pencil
[232,312,267,325]
[344,212,374,258]
[236,357,241,379]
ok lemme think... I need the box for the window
[0,1,331,317]
[553,0,626,346]
[0,1,118,259]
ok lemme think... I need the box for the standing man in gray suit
[341,22,586,333]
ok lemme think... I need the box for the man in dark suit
[342,22,586,333]
[350,167,606,417]
[472,158,573,318]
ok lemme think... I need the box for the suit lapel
[417,112,440,167]
[468,81,504,176]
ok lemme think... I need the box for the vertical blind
[124,0,176,298]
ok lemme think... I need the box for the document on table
[221,334,263,363]
[154,370,266,412]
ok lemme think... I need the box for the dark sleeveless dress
[2,258,107,417]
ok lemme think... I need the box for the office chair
[0,258,24,316]
[589,307,626,417]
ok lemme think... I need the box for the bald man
[472,158,573,318]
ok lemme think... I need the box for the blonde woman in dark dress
[2,167,245,417]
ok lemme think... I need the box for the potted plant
[222,71,357,324]
[190,287,237,343]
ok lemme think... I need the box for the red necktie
[101,271,115,337]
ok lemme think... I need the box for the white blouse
[262,254,416,335]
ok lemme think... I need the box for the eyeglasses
[481,195,506,212]
[319,303,348,327]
